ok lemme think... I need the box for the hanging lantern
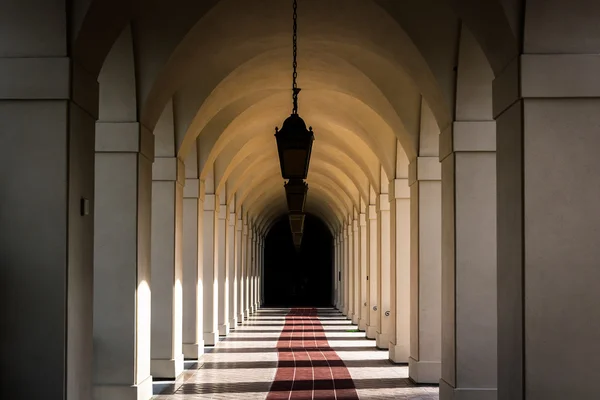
[292,232,303,250]
[275,114,314,180]
[284,179,308,213]
[274,0,314,180]
[289,212,305,234]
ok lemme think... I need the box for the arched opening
[264,213,333,307]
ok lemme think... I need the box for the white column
[0,7,97,398]
[352,218,360,325]
[366,205,379,339]
[236,218,245,322]
[254,232,260,310]
[243,222,251,318]
[94,123,153,399]
[246,226,254,315]
[252,232,258,311]
[343,223,350,316]
[346,217,354,320]
[376,193,392,349]
[389,178,411,363]
[202,194,218,345]
[440,26,497,398]
[407,158,442,383]
[334,234,340,308]
[258,236,265,307]
[358,213,369,331]
[227,210,237,328]
[182,179,204,359]
[150,157,184,379]
[494,10,600,396]
[227,211,239,329]
[216,202,229,336]
[439,122,497,398]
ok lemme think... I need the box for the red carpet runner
[267,308,359,400]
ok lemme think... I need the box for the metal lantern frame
[284,179,308,213]
[274,0,314,181]
[292,232,303,250]
[288,212,305,234]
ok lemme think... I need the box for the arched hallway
[2,1,600,399]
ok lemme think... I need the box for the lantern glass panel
[285,179,308,213]
[289,213,305,233]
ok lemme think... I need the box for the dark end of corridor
[264,214,333,307]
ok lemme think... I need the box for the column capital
[409,157,441,186]
[217,204,227,220]
[439,121,496,161]
[353,219,359,231]
[236,218,243,231]
[0,58,98,116]
[390,179,410,199]
[493,54,600,118]
[368,205,378,220]
[360,213,367,226]
[378,194,390,211]
[204,194,216,211]
[228,212,236,226]
[95,122,154,161]
[153,157,185,185]
[183,179,200,199]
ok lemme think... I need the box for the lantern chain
[292,0,300,114]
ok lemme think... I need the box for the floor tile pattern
[153,308,439,400]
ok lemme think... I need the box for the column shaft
[202,195,218,345]
[376,194,392,349]
[216,204,229,336]
[341,230,347,314]
[389,179,411,363]
[94,123,153,399]
[366,206,379,339]
[237,221,246,322]
[408,160,442,383]
[150,158,185,379]
[358,214,369,331]
[347,222,354,318]
[227,212,237,328]
[352,219,360,325]
[182,180,204,359]
[440,122,497,398]
[494,23,600,396]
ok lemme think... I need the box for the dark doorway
[264,213,333,307]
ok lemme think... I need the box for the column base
[366,325,377,339]
[389,343,409,363]
[342,307,348,316]
[238,313,245,323]
[409,357,441,384]
[229,317,237,328]
[203,331,219,346]
[151,353,184,379]
[376,332,391,349]
[358,318,367,331]
[183,342,204,359]
[351,314,359,325]
[244,308,251,318]
[93,375,153,400]
[218,323,230,336]
[439,379,497,400]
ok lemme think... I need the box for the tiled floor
[153,308,439,400]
